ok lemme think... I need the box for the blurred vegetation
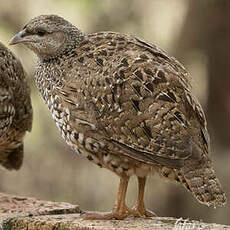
[0,0,229,225]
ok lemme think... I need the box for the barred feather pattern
[15,15,226,207]
[0,42,32,170]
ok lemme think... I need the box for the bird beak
[9,29,30,45]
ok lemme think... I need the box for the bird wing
[15,76,33,132]
[0,43,33,133]
[56,32,209,169]
[11,52,33,133]
[0,87,15,136]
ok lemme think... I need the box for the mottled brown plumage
[10,14,226,219]
[0,41,32,170]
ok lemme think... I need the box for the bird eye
[37,30,46,36]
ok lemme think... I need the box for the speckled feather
[0,42,32,170]
[17,15,226,208]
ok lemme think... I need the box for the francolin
[10,15,226,219]
[0,41,32,170]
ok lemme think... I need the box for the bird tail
[177,159,226,208]
[0,144,24,170]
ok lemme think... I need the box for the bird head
[9,15,84,60]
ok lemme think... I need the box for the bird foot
[129,206,156,218]
[82,210,129,220]
[82,206,156,220]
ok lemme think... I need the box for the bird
[9,14,226,219]
[0,41,32,170]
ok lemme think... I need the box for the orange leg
[82,176,130,220]
[130,177,156,217]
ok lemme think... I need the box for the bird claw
[81,210,129,220]
[82,206,156,220]
[129,206,157,218]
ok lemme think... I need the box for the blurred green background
[0,0,229,225]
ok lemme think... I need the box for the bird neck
[35,27,85,99]
[35,58,63,101]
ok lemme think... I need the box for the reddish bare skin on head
[9,14,226,219]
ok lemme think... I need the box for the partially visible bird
[10,14,226,219]
[0,41,32,170]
